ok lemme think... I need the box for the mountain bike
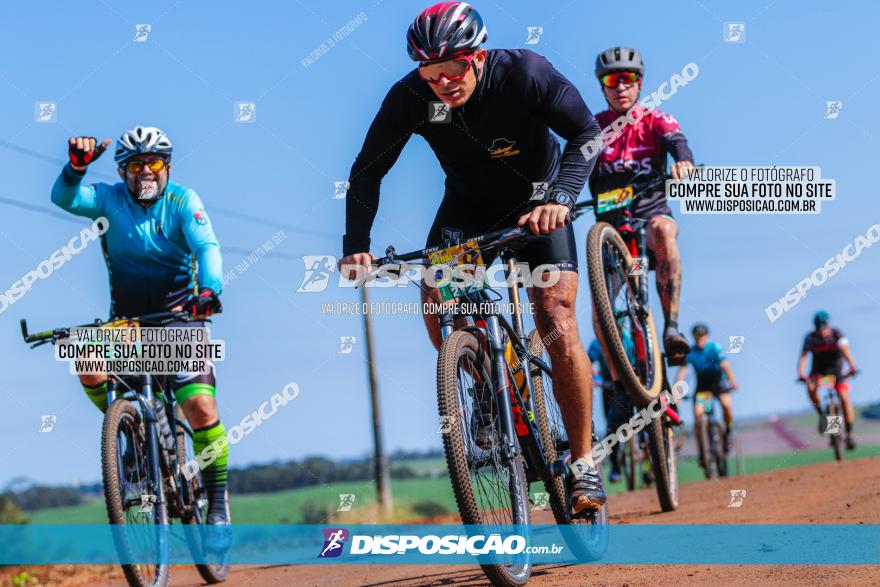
[373,227,608,586]
[694,389,729,478]
[21,311,229,587]
[798,372,856,462]
[572,175,681,512]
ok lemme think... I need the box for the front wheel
[437,330,531,587]
[711,420,729,477]
[527,330,608,562]
[587,222,664,408]
[102,399,170,587]
[696,415,717,480]
[646,417,679,511]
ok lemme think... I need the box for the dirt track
[8,457,880,586]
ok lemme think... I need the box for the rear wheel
[587,223,664,408]
[527,330,608,561]
[102,399,169,587]
[646,416,678,511]
[176,405,230,583]
[623,436,637,491]
[437,330,531,586]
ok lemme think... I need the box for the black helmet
[595,46,644,77]
[692,323,709,337]
[407,2,488,62]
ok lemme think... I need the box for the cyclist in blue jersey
[674,323,738,453]
[51,128,231,533]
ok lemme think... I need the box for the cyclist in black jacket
[339,2,606,511]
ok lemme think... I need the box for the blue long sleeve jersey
[51,164,222,318]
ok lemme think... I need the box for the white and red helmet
[406,2,488,62]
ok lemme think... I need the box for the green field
[27,445,879,524]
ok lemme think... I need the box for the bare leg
[718,393,734,430]
[647,216,688,362]
[528,272,594,463]
[647,216,681,327]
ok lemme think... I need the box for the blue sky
[0,0,877,486]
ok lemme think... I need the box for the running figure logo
[133,24,151,42]
[629,257,648,276]
[318,528,349,558]
[39,415,57,433]
[532,492,550,510]
[337,494,356,512]
[727,336,745,354]
[298,256,336,292]
[524,27,543,45]
[429,101,451,123]
[35,102,57,123]
[333,181,350,200]
[438,415,455,434]
[530,182,549,201]
[338,336,356,354]
[728,489,747,507]
[824,101,843,120]
[723,22,746,43]
[234,102,256,123]
[824,415,842,435]
[138,494,158,513]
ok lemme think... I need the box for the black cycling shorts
[427,208,579,272]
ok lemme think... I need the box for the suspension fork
[504,255,537,413]
[138,374,167,508]
[486,315,520,461]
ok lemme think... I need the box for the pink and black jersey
[588,108,693,218]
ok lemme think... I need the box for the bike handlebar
[571,165,705,221]
[373,226,546,268]
[795,370,858,384]
[20,310,213,348]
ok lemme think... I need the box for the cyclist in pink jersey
[589,46,695,365]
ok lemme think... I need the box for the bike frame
[21,311,207,520]
[572,176,680,420]
[378,230,568,484]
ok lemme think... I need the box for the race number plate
[427,241,487,302]
[596,186,634,214]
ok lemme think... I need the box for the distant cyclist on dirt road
[674,323,738,453]
[798,310,859,449]
[338,2,607,511]
[588,46,695,365]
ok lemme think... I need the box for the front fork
[110,375,168,511]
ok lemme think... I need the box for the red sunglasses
[418,52,478,85]
[600,71,642,88]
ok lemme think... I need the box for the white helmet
[114,126,173,164]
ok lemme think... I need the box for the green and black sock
[192,420,229,517]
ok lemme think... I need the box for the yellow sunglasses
[124,159,167,174]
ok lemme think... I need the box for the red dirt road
[6,457,879,586]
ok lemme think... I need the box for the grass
[26,445,880,524]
